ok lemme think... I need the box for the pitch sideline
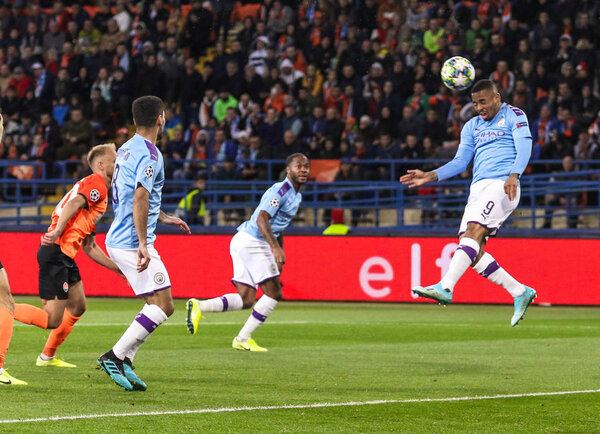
[1,389,599,424]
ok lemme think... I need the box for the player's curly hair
[286,153,308,166]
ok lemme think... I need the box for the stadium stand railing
[1,159,599,234]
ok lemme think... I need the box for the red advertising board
[2,232,599,305]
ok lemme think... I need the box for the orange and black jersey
[47,173,108,259]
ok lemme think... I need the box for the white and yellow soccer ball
[441,56,475,91]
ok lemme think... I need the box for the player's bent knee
[162,301,175,317]
[69,303,86,317]
[46,316,63,329]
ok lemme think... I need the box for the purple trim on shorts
[481,261,500,278]
[135,313,158,333]
[458,221,499,237]
[221,296,229,312]
[231,279,256,289]
[256,274,280,287]
[135,285,171,297]
[252,309,267,322]
[456,245,478,262]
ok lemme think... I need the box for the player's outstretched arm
[158,210,191,234]
[41,194,87,246]
[82,234,125,278]
[257,210,285,269]
[133,186,151,272]
[399,170,439,188]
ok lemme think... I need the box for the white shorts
[459,178,520,236]
[107,245,171,296]
[230,231,279,289]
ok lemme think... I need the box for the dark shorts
[38,244,81,300]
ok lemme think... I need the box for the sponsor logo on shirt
[475,130,506,144]
[516,122,528,128]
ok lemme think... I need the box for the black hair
[132,95,164,128]
[471,79,498,94]
[286,152,308,166]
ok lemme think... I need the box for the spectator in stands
[7,67,30,99]
[43,21,66,53]
[58,108,92,160]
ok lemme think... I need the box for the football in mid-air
[441,56,475,91]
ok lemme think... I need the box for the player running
[186,153,310,351]
[97,96,190,391]
[13,144,123,367]
[400,79,536,326]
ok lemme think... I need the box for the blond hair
[88,143,117,167]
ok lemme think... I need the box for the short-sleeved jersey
[106,133,165,249]
[238,177,302,241]
[48,172,108,259]
[435,103,532,184]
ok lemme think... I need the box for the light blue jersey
[435,103,532,184]
[106,133,165,248]
[238,177,302,241]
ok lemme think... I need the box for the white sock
[472,252,526,297]
[39,353,53,361]
[237,295,278,342]
[0,368,3,375]
[199,293,243,312]
[113,304,168,361]
[440,237,480,291]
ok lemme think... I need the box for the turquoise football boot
[412,282,453,305]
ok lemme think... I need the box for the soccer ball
[441,56,475,91]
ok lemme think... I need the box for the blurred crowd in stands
[1,0,600,184]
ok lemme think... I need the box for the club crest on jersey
[63,282,69,292]
[498,117,505,127]
[144,165,154,178]
[270,197,280,208]
[90,189,100,202]
[153,272,165,285]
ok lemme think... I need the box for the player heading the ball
[400,79,537,326]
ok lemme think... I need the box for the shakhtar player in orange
[13,143,123,368]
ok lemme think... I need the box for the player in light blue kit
[400,80,537,326]
[97,96,190,391]
[186,153,310,351]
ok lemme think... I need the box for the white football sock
[440,237,480,291]
[113,304,168,361]
[199,293,243,312]
[237,295,278,342]
[472,252,526,297]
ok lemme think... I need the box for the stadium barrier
[2,165,599,232]
[4,232,599,305]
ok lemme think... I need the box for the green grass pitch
[2,296,600,433]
